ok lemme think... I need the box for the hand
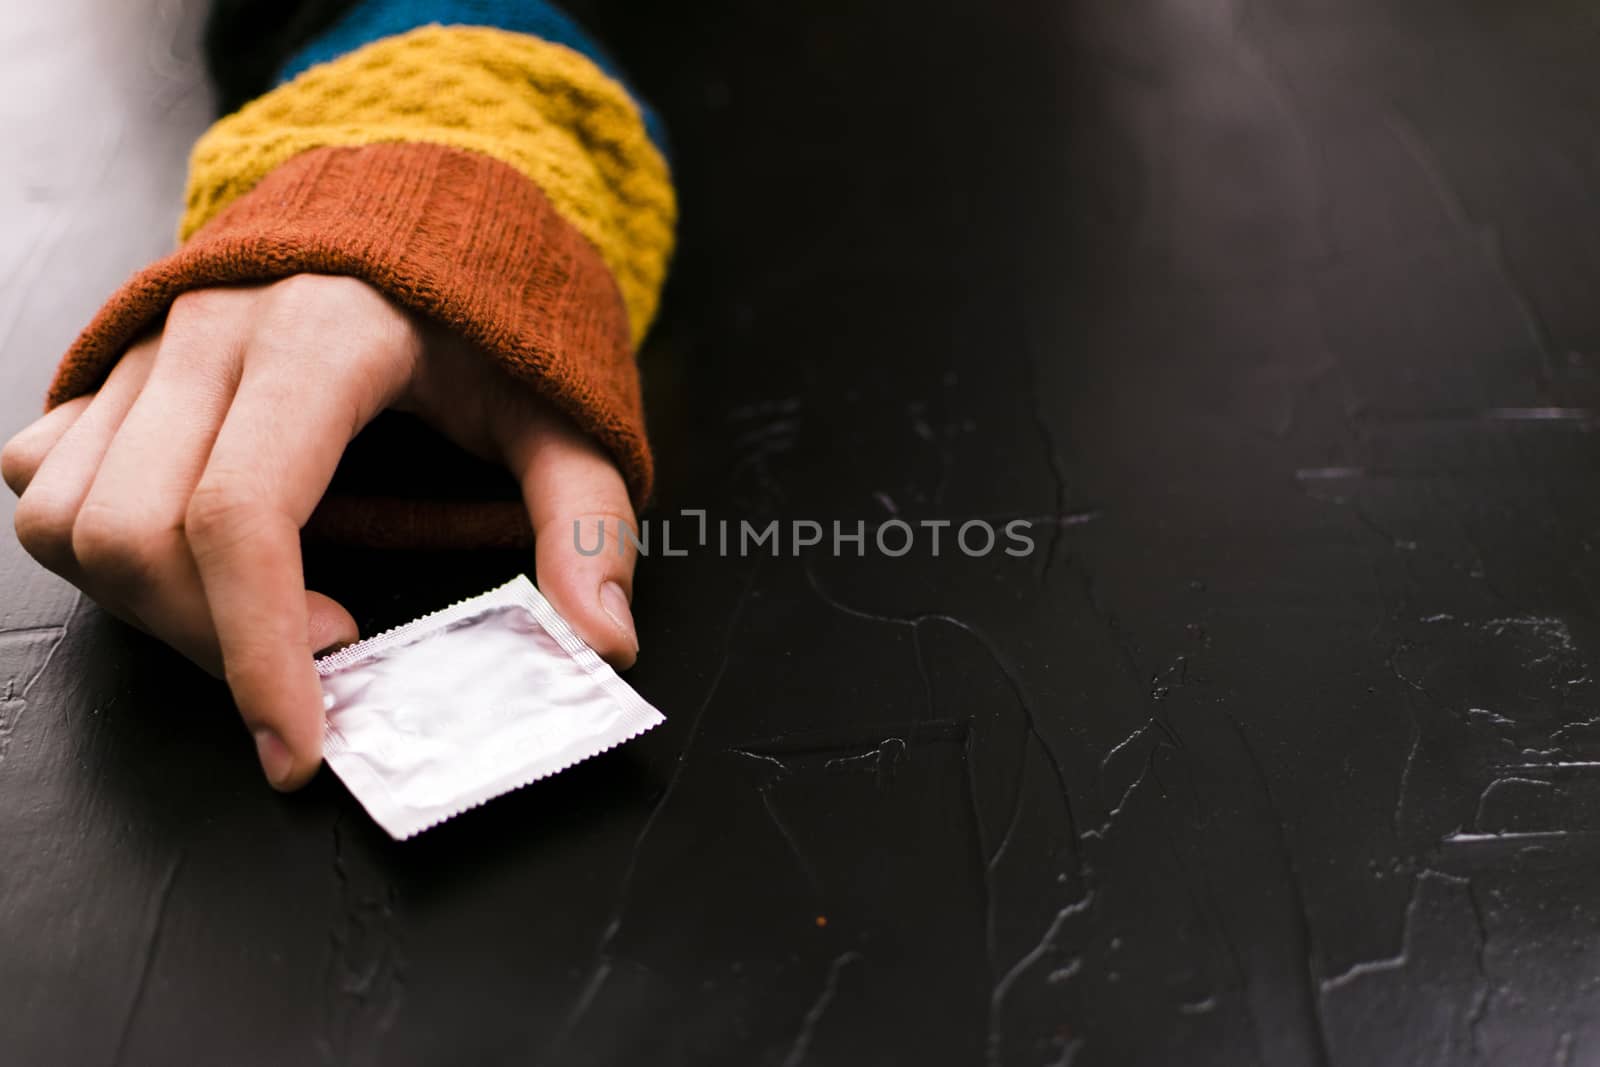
[1,275,640,790]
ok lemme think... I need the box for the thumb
[306,590,359,657]
[502,408,640,669]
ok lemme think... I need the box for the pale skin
[0,274,641,791]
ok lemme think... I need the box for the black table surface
[6,1,1600,1064]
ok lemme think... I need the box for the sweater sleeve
[49,0,675,538]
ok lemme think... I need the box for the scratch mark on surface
[1019,510,1102,528]
[804,564,1091,920]
[779,950,862,1067]
[0,594,79,765]
[729,748,792,774]
[1048,957,1082,984]
[729,721,966,760]
[1471,776,1553,831]
[111,854,183,1066]
[1485,616,1588,686]
[961,724,1001,1026]
[0,624,68,641]
[1392,700,1422,838]
[1023,331,1074,583]
[758,783,822,898]
[1444,829,1584,844]
[822,737,905,784]
[1498,761,1600,771]
[319,813,403,1067]
[987,892,1095,1067]
[1084,661,1185,840]
[1383,639,1427,838]
[550,564,761,1053]
[986,724,1035,871]
[910,625,936,724]
[1080,759,1158,841]
[1318,867,1489,1062]
[1098,718,1165,775]
[802,566,1095,1061]
[1228,715,1333,1067]
[1319,946,1408,992]
[22,597,77,697]
[1462,875,1492,1057]
[1468,707,1518,729]
[801,570,1084,851]
[928,613,1083,845]
[1050,1035,1085,1067]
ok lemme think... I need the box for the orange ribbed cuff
[49,142,650,545]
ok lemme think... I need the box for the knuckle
[267,272,339,304]
[71,502,166,591]
[262,275,372,331]
[13,493,77,570]
[259,276,324,324]
[167,287,242,329]
[184,478,262,550]
[339,334,411,411]
[255,276,416,410]
[162,290,249,369]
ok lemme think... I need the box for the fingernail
[253,728,293,788]
[599,580,639,655]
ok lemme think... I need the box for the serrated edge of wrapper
[315,574,665,840]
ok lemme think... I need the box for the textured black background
[5,1,1600,1064]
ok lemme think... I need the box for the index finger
[187,483,320,789]
[187,349,401,790]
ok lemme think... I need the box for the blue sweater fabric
[274,0,669,152]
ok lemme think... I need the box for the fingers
[187,333,404,791]
[69,311,243,666]
[1,395,92,496]
[10,333,360,681]
[11,279,424,795]
[502,405,641,669]
[12,341,157,578]
[79,303,241,553]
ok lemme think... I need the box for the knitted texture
[307,497,535,549]
[275,0,669,151]
[51,143,652,518]
[183,24,675,344]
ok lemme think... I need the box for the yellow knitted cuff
[182,24,675,344]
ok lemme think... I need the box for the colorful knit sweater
[50,0,674,546]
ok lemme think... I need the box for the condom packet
[315,574,662,840]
